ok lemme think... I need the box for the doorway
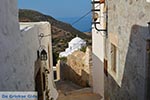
[35,68,43,100]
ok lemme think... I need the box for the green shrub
[59,57,67,62]
[80,46,86,52]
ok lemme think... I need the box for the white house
[59,37,86,57]
[0,0,58,99]
[92,0,150,100]
[20,22,58,100]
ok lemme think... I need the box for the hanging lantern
[40,49,47,61]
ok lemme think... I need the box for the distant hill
[19,9,92,65]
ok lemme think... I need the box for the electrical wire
[38,3,102,38]
[71,4,100,26]
[71,11,91,25]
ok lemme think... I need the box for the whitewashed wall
[0,0,23,90]
[0,1,58,99]
[92,1,106,99]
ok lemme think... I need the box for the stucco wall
[105,0,150,100]
[0,0,23,90]
[20,22,58,99]
[0,1,58,99]
[92,1,106,99]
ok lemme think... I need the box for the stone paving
[56,80,102,100]
[57,92,102,100]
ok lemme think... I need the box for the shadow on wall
[34,58,44,100]
[104,25,150,100]
[60,61,90,87]
[92,53,104,95]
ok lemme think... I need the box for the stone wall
[60,47,92,87]
[105,0,150,100]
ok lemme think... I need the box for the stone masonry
[59,47,92,87]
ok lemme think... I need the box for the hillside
[19,9,92,64]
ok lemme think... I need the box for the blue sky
[18,0,91,18]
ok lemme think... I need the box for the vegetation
[59,57,67,62]
[19,9,92,65]
[80,46,87,53]
[53,52,59,66]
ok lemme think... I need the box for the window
[53,71,57,80]
[104,59,108,76]
[111,43,117,73]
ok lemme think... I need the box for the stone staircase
[56,80,102,100]
[57,88,102,100]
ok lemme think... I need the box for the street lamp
[92,0,107,32]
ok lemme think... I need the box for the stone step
[57,92,102,100]
[64,87,92,96]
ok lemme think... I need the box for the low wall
[60,47,92,87]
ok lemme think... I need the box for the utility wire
[71,10,92,25]
[71,4,100,26]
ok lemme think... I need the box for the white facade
[92,0,150,100]
[0,0,24,91]
[20,22,58,100]
[0,0,58,99]
[92,0,106,99]
[59,37,86,57]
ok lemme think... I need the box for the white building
[92,0,106,99]
[20,22,58,100]
[59,37,86,57]
[92,0,150,100]
[0,0,58,99]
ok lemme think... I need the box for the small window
[111,43,117,73]
[53,71,57,80]
[104,59,108,76]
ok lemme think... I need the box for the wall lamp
[92,12,107,31]
[40,49,48,61]
[91,0,107,32]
